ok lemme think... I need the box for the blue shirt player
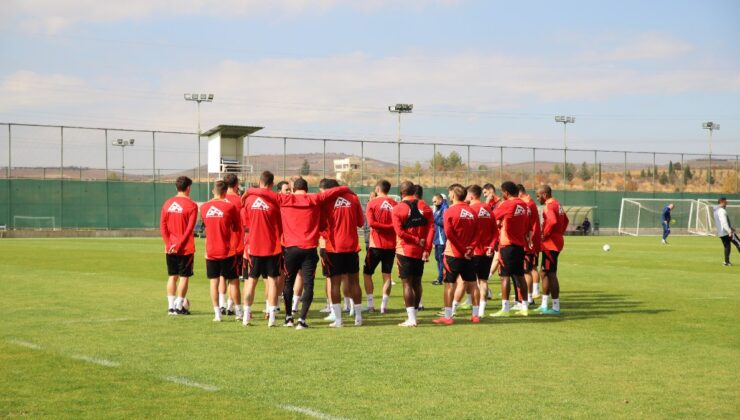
[661,203,674,244]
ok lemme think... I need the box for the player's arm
[159,204,171,248]
[444,211,466,256]
[229,206,240,233]
[175,205,198,253]
[245,188,280,204]
[392,207,421,245]
[541,205,555,239]
[314,186,352,203]
[367,203,393,230]
[354,196,365,228]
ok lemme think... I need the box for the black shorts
[498,245,525,277]
[327,252,360,276]
[444,255,477,283]
[234,254,244,279]
[241,254,252,280]
[284,246,318,284]
[524,253,539,272]
[166,254,194,277]
[248,253,282,279]
[396,254,424,278]
[206,255,237,280]
[363,248,395,275]
[541,250,560,273]
[472,255,493,280]
[319,248,330,278]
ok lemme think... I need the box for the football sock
[452,300,459,314]
[344,297,350,311]
[213,306,220,317]
[175,297,183,310]
[243,305,251,322]
[292,296,300,311]
[268,306,276,323]
[541,295,550,308]
[381,295,389,310]
[527,293,533,304]
[406,307,416,323]
[479,300,486,317]
[533,283,540,295]
[444,307,452,319]
[354,304,362,323]
[553,298,560,311]
[235,304,243,318]
[332,304,342,325]
[226,298,234,311]
[167,295,176,309]
[218,294,226,308]
[367,294,375,308]
[472,306,479,317]
[502,300,510,311]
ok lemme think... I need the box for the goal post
[689,198,740,236]
[12,216,57,230]
[618,198,695,236]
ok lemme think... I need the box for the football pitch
[1,236,737,418]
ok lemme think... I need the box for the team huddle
[159,171,569,329]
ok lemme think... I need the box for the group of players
[159,171,568,329]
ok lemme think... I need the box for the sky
[1,0,739,162]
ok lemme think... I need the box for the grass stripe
[161,376,219,392]
[7,339,41,350]
[70,355,120,367]
[277,404,349,420]
[63,317,131,324]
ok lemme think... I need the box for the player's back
[225,193,245,254]
[542,198,568,251]
[443,202,478,257]
[494,198,529,248]
[521,194,542,252]
[278,194,323,249]
[367,196,397,249]
[470,201,497,256]
[161,196,198,254]
[244,194,282,256]
[393,198,433,258]
[325,192,364,253]
[200,199,238,259]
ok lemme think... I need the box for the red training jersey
[493,197,529,248]
[488,195,501,209]
[243,192,283,257]
[200,199,240,260]
[469,201,498,256]
[443,202,479,258]
[366,196,397,250]
[392,198,434,259]
[542,198,569,252]
[160,195,198,255]
[323,192,364,253]
[520,194,542,254]
[225,193,245,255]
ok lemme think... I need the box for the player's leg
[293,271,304,314]
[397,256,417,327]
[538,251,560,314]
[243,273,258,326]
[434,244,444,285]
[282,248,300,325]
[434,256,456,324]
[347,253,363,325]
[523,254,533,306]
[329,272,344,326]
[721,236,731,265]
[538,251,551,311]
[531,253,541,298]
[363,250,376,311]
[167,275,178,315]
[175,276,190,314]
[296,250,318,329]
[467,279,481,322]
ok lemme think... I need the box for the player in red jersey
[223,174,244,320]
[433,184,479,325]
[536,185,569,315]
[242,171,283,327]
[466,184,498,317]
[243,178,350,330]
[490,181,531,317]
[392,181,434,327]
[363,179,398,314]
[200,180,241,322]
[518,184,542,307]
[483,183,501,209]
[160,176,198,315]
[319,179,365,327]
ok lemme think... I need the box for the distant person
[223,173,244,319]
[536,185,569,315]
[518,184,541,308]
[159,176,198,315]
[580,217,591,235]
[466,184,498,317]
[363,181,397,314]
[431,193,448,285]
[483,183,500,209]
[662,203,674,244]
[714,198,740,266]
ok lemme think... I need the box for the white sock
[452,300,459,314]
[218,293,225,308]
[528,293,533,304]
[367,294,375,308]
[268,306,276,323]
[553,298,560,311]
[265,300,269,312]
[167,295,176,309]
[406,307,416,323]
[344,297,350,311]
[479,300,486,317]
[444,307,452,319]
[292,295,300,311]
[354,304,362,322]
[418,298,424,307]
[533,283,540,295]
[332,304,343,325]
[502,300,510,311]
[465,294,472,305]
[472,306,479,317]
[175,297,183,310]
[541,295,550,308]
[213,306,220,317]
[235,304,243,317]
[381,295,389,310]
[226,298,234,311]
[244,305,251,321]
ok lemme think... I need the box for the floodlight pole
[112,139,134,181]
[185,93,214,200]
[555,116,575,188]
[702,121,719,193]
[389,104,413,190]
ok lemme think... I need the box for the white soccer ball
[602,244,611,252]
[182,298,190,311]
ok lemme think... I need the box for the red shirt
[443,202,478,257]
[542,198,569,252]
[323,192,364,253]
[225,193,245,255]
[243,192,283,257]
[160,195,198,255]
[392,198,434,259]
[520,194,542,254]
[245,186,350,249]
[366,196,398,249]
[488,195,501,209]
[469,201,498,256]
[493,197,529,248]
[200,199,240,260]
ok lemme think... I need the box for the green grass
[1,236,738,419]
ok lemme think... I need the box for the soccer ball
[602,244,611,252]
[182,298,190,311]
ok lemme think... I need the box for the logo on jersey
[205,206,224,218]
[514,205,527,216]
[477,207,491,218]
[460,209,475,220]
[334,197,352,208]
[167,202,183,214]
[380,200,394,211]
[251,197,269,211]
[558,205,565,215]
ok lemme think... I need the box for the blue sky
[1,0,739,160]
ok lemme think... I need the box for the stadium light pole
[555,115,575,186]
[112,138,135,181]
[389,104,413,189]
[702,121,719,156]
[184,93,214,200]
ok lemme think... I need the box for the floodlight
[129,139,135,145]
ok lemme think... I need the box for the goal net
[356,193,402,240]
[618,198,695,236]
[13,216,57,230]
[689,199,740,236]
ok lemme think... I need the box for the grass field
[1,236,738,419]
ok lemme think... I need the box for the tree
[683,164,693,180]
[659,171,669,185]
[668,161,674,174]
[447,151,463,169]
[578,161,592,181]
[299,159,310,176]
[553,163,575,182]
[430,152,447,171]
[640,169,646,178]
[478,164,488,171]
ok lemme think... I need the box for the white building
[333,157,361,181]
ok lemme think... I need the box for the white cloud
[604,33,694,61]
[0,71,90,112]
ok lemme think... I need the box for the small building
[333,157,361,181]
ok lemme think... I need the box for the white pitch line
[161,376,219,392]
[277,404,349,420]
[71,355,120,367]
[7,339,41,350]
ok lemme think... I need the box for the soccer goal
[688,199,740,236]
[618,198,695,236]
[12,216,57,230]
